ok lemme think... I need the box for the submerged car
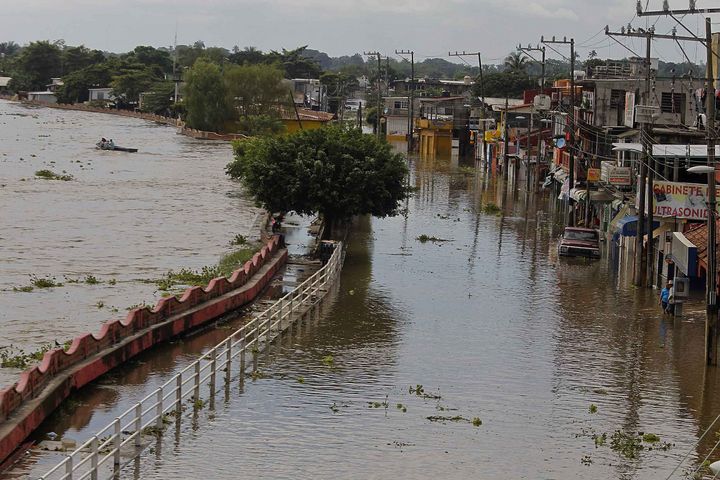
[558,227,601,258]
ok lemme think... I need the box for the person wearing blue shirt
[660,280,673,314]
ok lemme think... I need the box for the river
[5,115,720,478]
[0,100,262,389]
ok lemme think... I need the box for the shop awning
[615,215,660,237]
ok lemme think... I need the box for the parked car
[557,227,601,258]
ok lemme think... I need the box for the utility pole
[519,44,547,191]
[705,17,718,364]
[517,43,546,89]
[542,36,575,226]
[364,51,383,140]
[605,26,657,287]
[172,28,180,105]
[503,96,509,178]
[396,50,415,152]
[449,51,485,163]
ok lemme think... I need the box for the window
[610,89,626,109]
[393,101,408,109]
[661,92,685,113]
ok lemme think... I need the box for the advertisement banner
[600,161,632,186]
[587,168,600,182]
[648,180,720,220]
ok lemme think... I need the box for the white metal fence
[38,242,344,480]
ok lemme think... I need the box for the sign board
[587,168,600,182]
[600,161,632,186]
[533,94,551,110]
[647,180,720,220]
[635,105,660,124]
[624,92,636,127]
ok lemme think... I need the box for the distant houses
[0,77,11,94]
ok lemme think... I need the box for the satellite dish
[555,138,566,149]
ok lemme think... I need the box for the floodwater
[6,127,720,479]
[0,100,262,388]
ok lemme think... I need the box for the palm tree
[504,52,528,74]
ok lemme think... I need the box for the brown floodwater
[6,134,720,479]
[0,100,262,388]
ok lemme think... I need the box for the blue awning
[615,215,660,237]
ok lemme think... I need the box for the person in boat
[98,138,108,149]
[108,139,115,149]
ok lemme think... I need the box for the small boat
[96,141,138,153]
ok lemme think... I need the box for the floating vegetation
[330,402,340,413]
[12,285,33,293]
[472,417,482,427]
[95,301,105,309]
[229,234,247,246]
[427,415,467,423]
[108,279,117,285]
[581,455,593,465]
[409,384,442,400]
[30,275,62,289]
[297,376,305,384]
[84,275,100,285]
[482,203,502,215]
[34,169,73,181]
[416,234,449,244]
[0,344,54,369]
[396,403,408,413]
[589,404,598,414]
[322,355,334,367]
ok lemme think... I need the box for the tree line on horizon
[0,39,707,132]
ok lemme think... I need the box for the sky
[1,0,717,65]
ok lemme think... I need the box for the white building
[88,88,115,102]
[27,92,57,103]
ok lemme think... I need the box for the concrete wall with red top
[0,235,287,465]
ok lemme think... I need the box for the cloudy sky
[1,0,715,64]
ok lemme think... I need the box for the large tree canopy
[183,58,232,131]
[227,127,408,228]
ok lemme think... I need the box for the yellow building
[417,118,453,157]
[281,108,335,133]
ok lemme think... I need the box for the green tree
[475,71,534,98]
[56,62,114,103]
[267,46,321,78]
[12,41,62,90]
[184,58,231,131]
[110,66,156,105]
[229,46,266,65]
[124,46,173,75]
[224,63,287,117]
[0,41,20,57]
[140,80,175,114]
[504,52,528,74]
[62,45,105,75]
[227,126,408,234]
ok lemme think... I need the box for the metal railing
[39,242,344,480]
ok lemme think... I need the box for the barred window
[661,92,685,113]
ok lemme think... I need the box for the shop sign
[600,161,632,186]
[647,180,720,220]
[587,168,600,182]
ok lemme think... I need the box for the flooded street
[11,144,720,479]
[0,100,262,388]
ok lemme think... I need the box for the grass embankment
[156,244,260,291]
